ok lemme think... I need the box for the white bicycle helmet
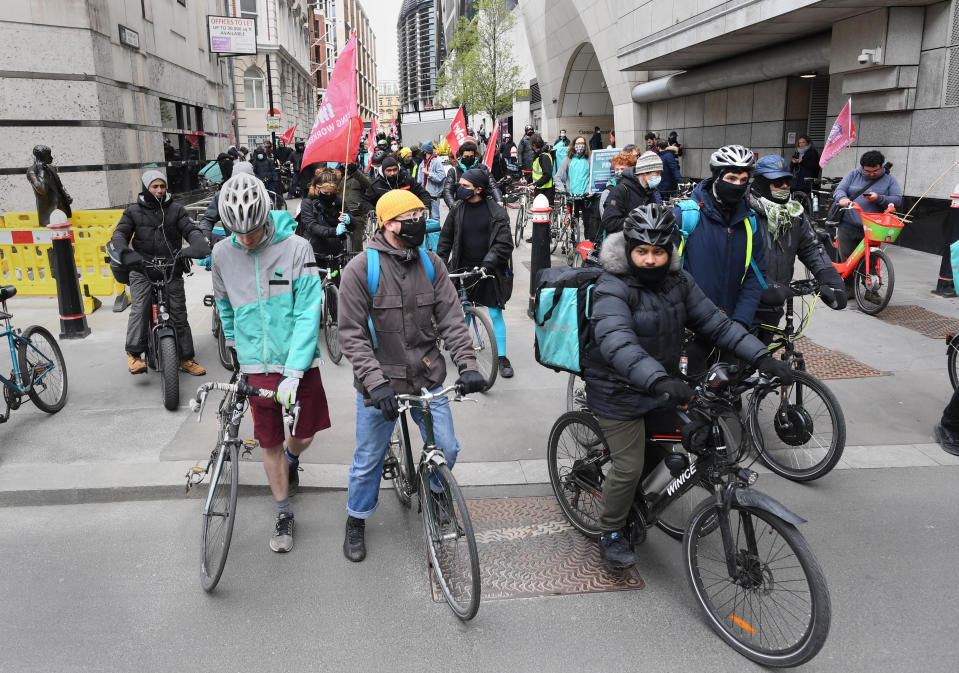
[709,144,755,174]
[218,173,270,234]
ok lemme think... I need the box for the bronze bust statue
[26,145,73,225]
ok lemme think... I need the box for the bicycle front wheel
[420,462,480,620]
[387,424,412,508]
[683,498,831,667]
[18,325,68,413]
[748,370,845,482]
[854,248,894,315]
[200,441,239,592]
[464,306,497,392]
[566,372,586,412]
[514,206,527,247]
[948,335,959,390]
[547,411,609,538]
[323,284,343,364]
[159,334,180,411]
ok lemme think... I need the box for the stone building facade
[518,0,959,251]
[0,0,235,212]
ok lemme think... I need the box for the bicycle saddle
[0,285,17,302]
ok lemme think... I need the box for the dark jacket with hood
[111,176,205,261]
[291,143,305,171]
[252,151,278,186]
[670,179,767,327]
[517,134,534,172]
[658,148,683,194]
[442,157,504,208]
[299,187,345,258]
[365,168,431,209]
[600,167,662,237]
[436,195,514,306]
[582,231,767,421]
[338,230,478,396]
[749,192,843,308]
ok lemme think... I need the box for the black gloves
[456,370,486,394]
[756,356,794,384]
[681,416,710,452]
[651,378,694,406]
[369,383,399,421]
[819,284,847,310]
[760,282,794,306]
[119,248,144,270]
[481,261,497,276]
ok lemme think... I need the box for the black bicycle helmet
[371,149,388,165]
[622,203,678,248]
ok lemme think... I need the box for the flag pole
[340,32,358,217]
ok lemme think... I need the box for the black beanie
[461,167,489,189]
[381,157,399,171]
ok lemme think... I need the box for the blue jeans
[346,387,461,518]
[429,196,441,221]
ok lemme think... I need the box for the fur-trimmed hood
[598,231,682,276]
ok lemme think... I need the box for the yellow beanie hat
[376,189,426,225]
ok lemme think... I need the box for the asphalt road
[1,465,958,672]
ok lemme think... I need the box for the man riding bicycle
[582,204,792,571]
[338,189,487,563]
[212,173,332,554]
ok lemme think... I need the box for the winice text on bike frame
[419,461,481,620]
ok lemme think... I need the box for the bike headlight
[738,468,759,485]
[161,311,170,321]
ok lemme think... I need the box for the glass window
[243,67,265,109]
[159,99,177,128]
[240,0,257,20]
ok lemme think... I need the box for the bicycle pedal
[241,440,258,458]
[382,455,398,480]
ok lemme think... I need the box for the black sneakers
[498,356,514,378]
[343,516,366,562]
[270,513,295,553]
[599,530,638,570]
[934,424,959,456]
[286,448,300,495]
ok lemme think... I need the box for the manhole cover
[794,338,887,379]
[431,496,643,602]
[874,304,959,339]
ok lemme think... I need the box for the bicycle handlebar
[362,383,472,412]
[190,381,300,433]
[447,267,493,280]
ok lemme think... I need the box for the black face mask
[460,155,475,167]
[713,179,749,207]
[626,243,671,285]
[396,216,427,247]
[456,185,476,201]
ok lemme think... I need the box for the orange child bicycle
[831,202,906,315]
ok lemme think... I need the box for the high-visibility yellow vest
[532,155,552,189]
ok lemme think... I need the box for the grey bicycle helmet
[709,144,755,175]
[218,173,271,234]
[623,203,678,248]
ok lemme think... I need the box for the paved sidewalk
[1,219,957,503]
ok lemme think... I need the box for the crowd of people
[108,117,957,573]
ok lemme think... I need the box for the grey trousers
[596,415,646,533]
[125,270,195,360]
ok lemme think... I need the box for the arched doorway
[557,43,614,146]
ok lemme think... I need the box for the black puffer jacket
[299,191,345,258]
[599,167,661,237]
[749,194,844,308]
[111,189,205,260]
[365,169,432,209]
[436,196,514,306]
[583,231,768,421]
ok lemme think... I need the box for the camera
[857,53,869,64]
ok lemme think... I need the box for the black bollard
[48,210,90,339]
[528,194,552,319]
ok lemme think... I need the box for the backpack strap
[742,214,768,289]
[365,248,435,350]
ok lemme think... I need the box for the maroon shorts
[247,367,331,449]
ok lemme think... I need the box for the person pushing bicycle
[338,189,487,563]
[582,204,792,571]
[212,173,332,554]
[748,155,846,341]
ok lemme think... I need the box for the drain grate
[873,304,959,340]
[431,496,643,602]
[794,338,887,379]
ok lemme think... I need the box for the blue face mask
[646,175,662,189]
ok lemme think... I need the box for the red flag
[279,123,297,145]
[483,123,500,170]
[445,107,468,156]
[820,98,857,168]
[367,117,378,155]
[389,115,397,137]
[301,33,362,166]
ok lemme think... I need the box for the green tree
[436,0,521,121]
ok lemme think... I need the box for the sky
[365,0,400,84]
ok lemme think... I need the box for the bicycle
[548,362,831,666]
[947,332,959,390]
[317,250,356,366]
[444,268,499,392]
[379,383,481,620]
[831,202,905,315]
[749,279,846,481]
[186,373,299,592]
[554,193,590,266]
[364,209,378,243]
[0,285,68,423]
[506,179,533,247]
